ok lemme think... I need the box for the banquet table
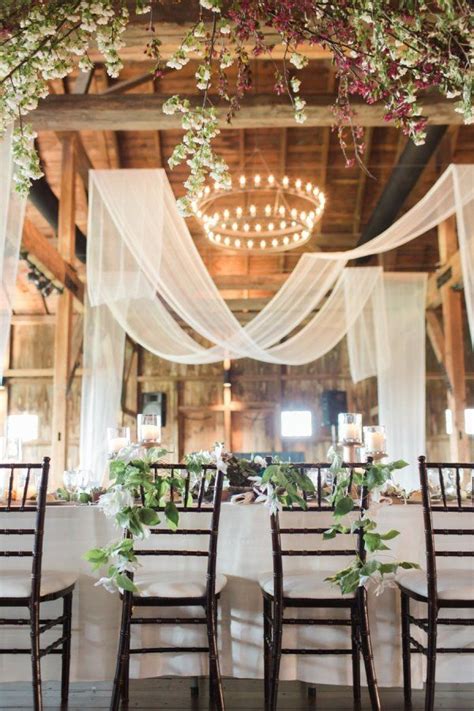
[1,502,473,688]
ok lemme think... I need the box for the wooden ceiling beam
[21,219,84,304]
[29,94,462,131]
[213,274,288,290]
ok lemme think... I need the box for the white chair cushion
[134,571,227,598]
[259,571,355,599]
[397,568,474,601]
[0,569,76,598]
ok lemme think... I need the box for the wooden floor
[1,679,473,710]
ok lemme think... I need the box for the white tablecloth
[1,503,473,687]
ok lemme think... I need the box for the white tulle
[80,165,474,486]
[0,131,26,380]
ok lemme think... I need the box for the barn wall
[7,321,473,473]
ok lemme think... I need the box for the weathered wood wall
[8,318,474,469]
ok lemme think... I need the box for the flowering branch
[2,0,471,206]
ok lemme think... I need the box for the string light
[193,174,325,253]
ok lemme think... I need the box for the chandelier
[192,174,325,253]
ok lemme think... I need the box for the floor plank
[0,679,472,710]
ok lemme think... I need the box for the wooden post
[51,135,76,486]
[438,217,470,465]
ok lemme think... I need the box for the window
[281,410,312,438]
[7,414,39,442]
[445,409,474,436]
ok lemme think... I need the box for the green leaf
[165,501,180,530]
[115,574,137,592]
[334,495,354,517]
[390,460,409,470]
[323,528,337,540]
[138,507,160,526]
[379,529,400,541]
[399,561,420,570]
[364,532,389,553]
[84,548,107,564]
[379,563,399,575]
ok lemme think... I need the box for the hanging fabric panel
[79,301,126,480]
[377,274,428,490]
[0,130,26,379]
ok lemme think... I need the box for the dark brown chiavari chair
[397,457,474,711]
[0,457,76,710]
[260,461,380,711]
[110,463,226,711]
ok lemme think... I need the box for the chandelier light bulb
[232,222,238,231]
[239,175,246,187]
[306,182,312,193]
[249,204,256,216]
[282,176,289,188]
[255,223,262,232]
[236,206,243,217]
[295,178,302,190]
[283,236,290,245]
[278,205,285,216]
[244,223,250,232]
[215,234,221,242]
[293,233,299,241]
[224,236,230,246]
[268,175,275,185]
[280,220,286,229]
[272,238,278,247]
[223,209,230,219]
[265,204,271,216]
[235,239,241,247]
[268,222,274,231]
[247,239,254,248]
[254,174,261,186]
[260,240,266,249]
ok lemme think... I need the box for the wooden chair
[397,457,474,711]
[0,457,76,710]
[260,461,380,711]
[110,463,226,711]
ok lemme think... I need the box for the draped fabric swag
[79,165,473,487]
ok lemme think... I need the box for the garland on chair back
[1,1,471,209]
[84,446,185,593]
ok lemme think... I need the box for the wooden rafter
[29,93,462,131]
[21,220,84,304]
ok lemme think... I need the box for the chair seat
[0,569,76,599]
[397,568,474,601]
[134,571,227,598]
[259,571,355,599]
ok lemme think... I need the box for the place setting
[0,2,473,710]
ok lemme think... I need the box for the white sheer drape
[87,165,474,365]
[377,274,428,490]
[79,301,125,477]
[0,130,26,379]
[81,165,473,482]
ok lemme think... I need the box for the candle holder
[338,413,362,462]
[137,413,161,447]
[107,427,131,457]
[363,425,387,462]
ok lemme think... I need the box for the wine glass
[63,469,78,500]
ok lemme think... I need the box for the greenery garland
[86,444,418,596]
[84,446,185,593]
[1,1,471,209]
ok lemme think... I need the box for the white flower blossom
[97,486,134,519]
